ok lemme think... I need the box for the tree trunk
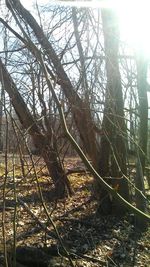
[134,52,148,228]
[97,9,130,214]
[0,86,4,152]
[0,57,72,198]
[134,155,147,229]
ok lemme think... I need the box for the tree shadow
[0,179,149,267]
[12,203,148,267]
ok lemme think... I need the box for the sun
[114,0,150,57]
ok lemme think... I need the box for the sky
[20,0,150,57]
[20,0,150,106]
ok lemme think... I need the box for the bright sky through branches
[21,0,150,58]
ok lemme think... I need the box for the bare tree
[5,0,100,168]
[0,58,73,197]
[0,0,149,218]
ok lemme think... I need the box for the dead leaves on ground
[0,156,149,266]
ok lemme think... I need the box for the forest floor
[0,156,149,267]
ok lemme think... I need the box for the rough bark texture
[0,57,72,198]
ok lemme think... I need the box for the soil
[0,156,149,267]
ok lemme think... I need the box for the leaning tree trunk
[97,9,130,214]
[5,0,100,169]
[0,58,73,198]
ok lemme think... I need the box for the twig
[17,197,57,239]
[71,252,107,265]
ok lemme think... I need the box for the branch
[41,57,150,223]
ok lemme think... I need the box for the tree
[97,9,130,213]
[0,0,149,218]
[0,57,73,197]
[5,0,100,169]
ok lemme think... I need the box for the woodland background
[0,0,149,266]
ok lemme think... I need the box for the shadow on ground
[0,178,149,267]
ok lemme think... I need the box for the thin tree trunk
[134,155,147,229]
[134,52,148,228]
[0,86,4,152]
[136,53,148,174]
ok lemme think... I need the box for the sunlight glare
[114,0,150,57]
[20,0,150,57]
